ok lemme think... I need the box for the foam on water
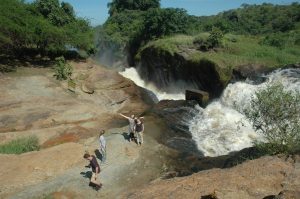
[189,68,300,157]
[119,67,185,101]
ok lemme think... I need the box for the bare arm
[119,113,130,120]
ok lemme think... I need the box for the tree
[108,0,160,16]
[208,27,223,48]
[243,82,300,154]
[143,8,189,39]
[61,2,75,18]
[34,0,60,18]
[0,0,93,59]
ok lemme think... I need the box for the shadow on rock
[122,132,130,142]
[80,171,92,179]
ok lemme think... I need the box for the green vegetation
[193,28,224,51]
[0,0,94,60]
[137,33,300,86]
[243,83,300,155]
[96,1,192,65]
[108,0,160,16]
[96,1,300,68]
[0,136,40,154]
[53,57,73,80]
[193,3,300,34]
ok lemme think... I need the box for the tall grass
[0,136,40,154]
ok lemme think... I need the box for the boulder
[185,89,209,107]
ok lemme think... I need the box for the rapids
[120,67,300,156]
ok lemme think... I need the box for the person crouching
[83,153,102,190]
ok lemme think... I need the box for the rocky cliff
[126,155,300,199]
[138,45,226,98]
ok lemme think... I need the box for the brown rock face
[0,60,152,197]
[139,46,225,98]
[0,60,150,146]
[125,156,300,199]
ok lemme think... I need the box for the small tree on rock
[53,56,72,80]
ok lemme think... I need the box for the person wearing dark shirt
[83,153,102,190]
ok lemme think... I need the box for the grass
[140,34,194,55]
[0,136,40,154]
[140,33,300,85]
[141,34,300,69]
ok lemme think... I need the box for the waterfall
[189,68,300,157]
[119,67,185,101]
[119,66,300,157]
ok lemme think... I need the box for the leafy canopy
[108,0,160,16]
[0,0,94,59]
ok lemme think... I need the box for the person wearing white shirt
[99,130,106,163]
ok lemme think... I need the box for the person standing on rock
[119,113,136,142]
[83,153,102,190]
[134,118,144,146]
[99,130,106,163]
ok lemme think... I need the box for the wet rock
[151,100,203,156]
[185,89,209,107]
[231,64,270,84]
[138,46,225,98]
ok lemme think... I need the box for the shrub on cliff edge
[244,82,300,155]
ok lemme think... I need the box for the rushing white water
[120,66,300,157]
[119,67,185,101]
[189,68,300,157]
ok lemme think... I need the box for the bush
[261,34,286,48]
[53,56,72,80]
[0,136,40,154]
[193,34,211,51]
[193,28,224,51]
[243,82,300,155]
[208,27,224,48]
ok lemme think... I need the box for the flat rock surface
[0,60,149,146]
[0,60,159,198]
